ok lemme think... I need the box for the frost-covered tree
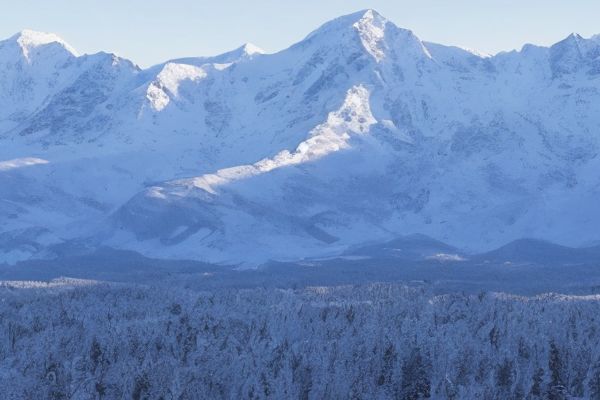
[1,280,600,399]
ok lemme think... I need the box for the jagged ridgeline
[2,10,600,265]
[1,280,600,399]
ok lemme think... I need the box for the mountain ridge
[2,10,600,265]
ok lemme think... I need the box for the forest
[1,279,599,399]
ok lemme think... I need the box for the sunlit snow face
[0,157,48,171]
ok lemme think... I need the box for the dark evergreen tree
[589,362,600,400]
[495,358,514,390]
[401,348,431,400]
[529,368,545,399]
[548,341,563,388]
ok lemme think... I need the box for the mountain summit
[1,11,600,264]
[301,9,430,63]
[3,29,78,61]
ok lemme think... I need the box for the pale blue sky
[2,0,600,67]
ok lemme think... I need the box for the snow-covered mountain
[2,9,600,265]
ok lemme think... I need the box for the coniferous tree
[529,368,545,399]
[549,341,563,388]
[401,348,431,400]
[589,362,600,400]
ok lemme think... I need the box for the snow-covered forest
[4,6,600,399]
[1,279,599,399]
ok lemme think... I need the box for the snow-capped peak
[553,32,589,50]
[354,9,387,25]
[303,9,385,43]
[10,29,78,60]
[239,42,265,56]
[222,42,265,61]
[344,9,387,25]
[300,9,431,63]
[353,10,388,62]
[549,31,600,75]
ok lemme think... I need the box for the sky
[2,0,600,67]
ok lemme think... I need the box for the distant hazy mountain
[2,10,600,265]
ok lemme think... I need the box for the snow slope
[2,10,600,265]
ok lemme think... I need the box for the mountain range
[2,9,600,266]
